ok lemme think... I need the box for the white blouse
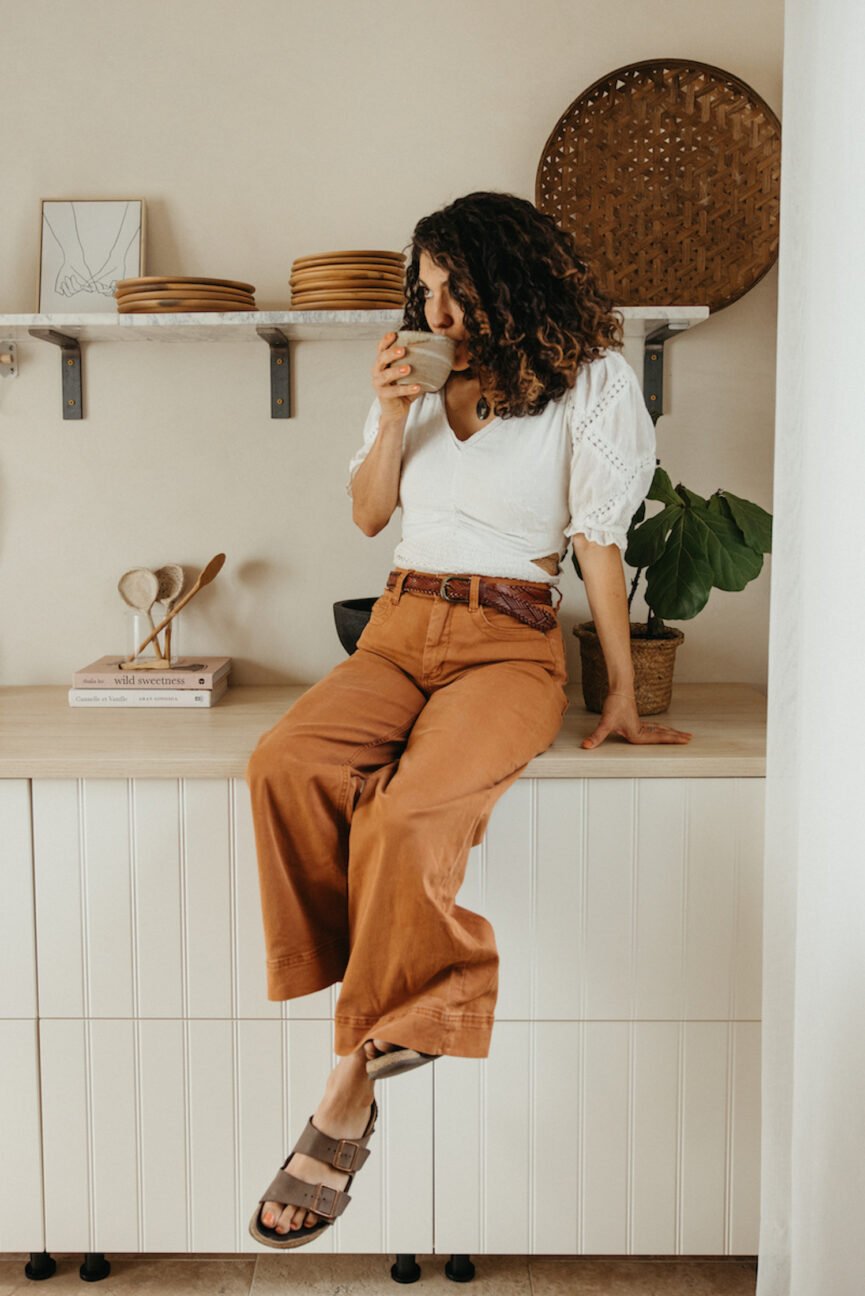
[345,348,657,587]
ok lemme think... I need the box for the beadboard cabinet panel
[0,1020,43,1251]
[32,776,761,1026]
[37,1016,433,1254]
[25,771,762,1257]
[32,779,332,1021]
[462,777,763,1022]
[0,781,37,1018]
[433,1021,760,1256]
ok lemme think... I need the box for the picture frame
[37,197,146,312]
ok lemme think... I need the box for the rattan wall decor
[535,59,781,313]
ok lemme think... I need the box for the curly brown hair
[402,190,624,418]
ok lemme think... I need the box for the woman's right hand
[372,331,424,419]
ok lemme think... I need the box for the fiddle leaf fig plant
[571,466,773,636]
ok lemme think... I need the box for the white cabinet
[0,781,43,1252]
[20,770,762,1256]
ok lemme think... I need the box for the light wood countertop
[0,683,765,779]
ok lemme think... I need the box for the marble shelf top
[0,306,710,344]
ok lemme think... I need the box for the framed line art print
[37,198,146,312]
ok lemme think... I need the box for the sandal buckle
[333,1138,361,1171]
[309,1182,339,1218]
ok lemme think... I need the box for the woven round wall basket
[536,59,782,312]
[575,621,685,716]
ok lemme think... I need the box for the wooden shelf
[0,681,764,780]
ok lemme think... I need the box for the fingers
[372,334,422,404]
[582,721,693,748]
[581,723,611,749]
[635,723,693,743]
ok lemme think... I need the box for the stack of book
[69,656,232,707]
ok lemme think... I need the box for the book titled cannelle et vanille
[69,655,232,708]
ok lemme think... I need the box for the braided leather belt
[384,570,561,631]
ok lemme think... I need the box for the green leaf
[722,491,773,554]
[626,503,679,568]
[676,483,709,508]
[647,465,680,507]
[645,512,714,620]
[687,501,764,591]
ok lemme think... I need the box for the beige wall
[0,0,782,687]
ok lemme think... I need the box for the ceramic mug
[392,330,456,392]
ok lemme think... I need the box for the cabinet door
[31,778,331,1020]
[31,778,433,1254]
[463,777,764,1022]
[38,1017,432,1254]
[433,1019,760,1257]
[0,782,43,1251]
[436,776,763,1255]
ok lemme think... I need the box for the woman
[247,191,693,1249]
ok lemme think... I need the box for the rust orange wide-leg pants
[246,569,569,1059]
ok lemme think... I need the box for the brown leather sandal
[248,1098,378,1249]
[365,1045,438,1080]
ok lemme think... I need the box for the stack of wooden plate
[114,276,257,313]
[289,250,405,310]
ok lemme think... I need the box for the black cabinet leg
[445,1254,475,1282]
[391,1253,421,1282]
[24,1252,56,1281]
[79,1254,111,1282]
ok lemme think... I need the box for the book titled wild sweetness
[73,655,231,689]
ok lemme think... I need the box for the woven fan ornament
[535,59,782,313]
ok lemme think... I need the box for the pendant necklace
[448,367,490,421]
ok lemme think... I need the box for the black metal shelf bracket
[29,328,83,419]
[256,327,291,418]
[643,322,690,426]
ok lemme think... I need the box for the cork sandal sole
[248,1098,378,1250]
[365,1046,438,1080]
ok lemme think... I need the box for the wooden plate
[291,291,405,305]
[289,278,404,293]
[293,250,404,267]
[116,275,256,293]
[292,261,404,275]
[116,282,255,299]
[117,290,255,306]
[118,299,258,313]
[288,301,403,312]
[290,267,404,284]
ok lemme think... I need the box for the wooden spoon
[132,553,226,658]
[154,564,184,663]
[118,567,164,660]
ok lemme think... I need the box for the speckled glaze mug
[393,331,456,392]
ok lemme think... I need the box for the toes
[274,1205,294,1234]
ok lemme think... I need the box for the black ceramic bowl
[333,597,377,654]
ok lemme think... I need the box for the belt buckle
[439,575,461,601]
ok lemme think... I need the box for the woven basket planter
[574,621,685,715]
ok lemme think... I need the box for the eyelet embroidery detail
[567,371,630,476]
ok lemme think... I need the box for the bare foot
[261,1051,375,1234]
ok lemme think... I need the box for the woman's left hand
[581,692,693,748]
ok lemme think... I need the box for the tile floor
[0,1253,758,1294]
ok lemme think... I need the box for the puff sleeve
[345,397,383,498]
[564,351,657,555]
